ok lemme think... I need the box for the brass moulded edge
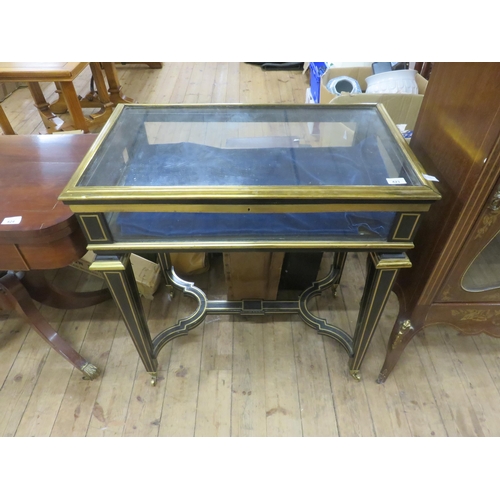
[59,103,126,200]
[58,103,442,205]
[87,240,415,252]
[89,260,126,271]
[375,103,441,200]
[66,203,433,214]
[60,185,440,204]
[370,253,412,269]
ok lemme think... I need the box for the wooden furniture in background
[0,62,133,133]
[0,104,15,134]
[414,62,434,80]
[117,62,163,69]
[0,134,110,379]
[378,62,500,382]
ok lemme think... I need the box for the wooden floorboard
[2,62,500,436]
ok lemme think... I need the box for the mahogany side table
[0,133,111,378]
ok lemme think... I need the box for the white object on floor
[365,69,419,94]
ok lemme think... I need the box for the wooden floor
[2,62,500,437]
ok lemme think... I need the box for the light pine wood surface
[1,62,500,437]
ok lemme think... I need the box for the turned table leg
[27,82,67,133]
[49,82,69,114]
[0,104,15,135]
[101,62,134,104]
[58,81,90,133]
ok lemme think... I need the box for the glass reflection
[462,230,500,291]
[76,105,422,188]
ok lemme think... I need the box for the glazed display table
[59,103,441,386]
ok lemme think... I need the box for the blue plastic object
[309,62,328,103]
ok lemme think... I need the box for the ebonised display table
[59,103,440,385]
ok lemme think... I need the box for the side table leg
[92,254,158,383]
[58,81,90,133]
[27,82,67,133]
[349,252,412,380]
[0,104,16,134]
[101,62,134,104]
[0,273,99,379]
[70,63,116,126]
[49,82,69,114]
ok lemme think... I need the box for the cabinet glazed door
[437,178,500,303]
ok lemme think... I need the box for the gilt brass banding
[67,202,433,214]
[151,263,354,359]
[78,214,109,242]
[375,104,440,192]
[90,260,126,271]
[87,241,415,252]
[370,253,412,269]
[391,319,413,349]
[392,213,421,241]
[102,269,157,373]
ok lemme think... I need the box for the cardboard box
[170,252,209,275]
[320,67,428,130]
[71,251,103,279]
[129,253,162,300]
[73,251,161,300]
[223,252,284,300]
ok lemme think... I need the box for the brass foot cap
[349,370,361,381]
[81,363,100,380]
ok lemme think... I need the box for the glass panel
[77,105,422,188]
[105,211,396,244]
[462,230,500,292]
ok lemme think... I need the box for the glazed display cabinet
[378,62,500,382]
[59,103,440,386]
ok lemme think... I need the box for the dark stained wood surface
[378,62,500,382]
[0,134,96,270]
[397,63,500,309]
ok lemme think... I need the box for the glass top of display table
[59,104,439,208]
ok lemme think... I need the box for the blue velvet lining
[122,135,392,186]
[114,137,395,240]
[114,211,395,240]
